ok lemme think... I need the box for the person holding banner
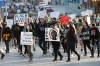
[2,22,11,53]
[66,24,80,62]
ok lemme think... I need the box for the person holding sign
[51,23,63,62]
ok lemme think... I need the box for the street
[0,42,100,66]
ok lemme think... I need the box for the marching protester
[23,22,33,62]
[38,18,47,55]
[81,20,92,56]
[66,23,80,62]
[2,22,11,53]
[91,23,100,57]
[51,22,63,62]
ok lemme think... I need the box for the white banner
[50,12,60,18]
[45,28,60,41]
[38,11,47,18]
[14,13,28,24]
[68,14,76,19]
[20,32,33,45]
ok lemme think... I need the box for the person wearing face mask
[81,20,92,56]
[91,24,100,58]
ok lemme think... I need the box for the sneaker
[1,54,5,59]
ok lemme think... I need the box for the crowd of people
[0,13,100,63]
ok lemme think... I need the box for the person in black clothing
[2,22,11,53]
[81,21,92,56]
[61,25,69,53]
[91,24,100,57]
[38,18,47,55]
[52,23,63,62]
[66,24,80,62]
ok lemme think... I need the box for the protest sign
[81,11,87,16]
[61,16,69,25]
[50,12,60,18]
[6,19,13,28]
[38,11,47,18]
[14,13,28,24]
[68,14,76,19]
[86,10,93,15]
[45,28,60,41]
[20,32,33,45]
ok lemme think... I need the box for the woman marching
[81,20,92,57]
[66,23,80,62]
[51,21,63,62]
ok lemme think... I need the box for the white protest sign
[81,11,87,16]
[6,19,13,29]
[45,28,60,41]
[14,13,28,24]
[21,32,33,45]
[38,11,47,18]
[50,12,59,18]
[87,16,91,24]
[86,10,93,15]
[68,14,76,19]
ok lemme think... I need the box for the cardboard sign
[38,11,47,18]
[14,13,28,24]
[20,32,33,45]
[61,16,69,25]
[45,28,60,41]
[6,19,13,29]
[68,14,76,19]
[50,12,60,18]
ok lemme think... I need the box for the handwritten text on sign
[14,14,28,23]
[21,32,33,45]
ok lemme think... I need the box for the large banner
[61,16,69,25]
[45,28,60,41]
[20,32,33,45]
[14,13,28,24]
[38,11,47,18]
[50,12,60,18]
